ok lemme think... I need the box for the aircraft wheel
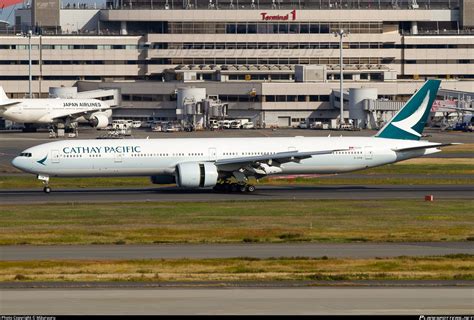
[246,185,256,193]
[43,186,51,194]
[239,185,247,193]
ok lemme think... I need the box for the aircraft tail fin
[0,87,22,109]
[375,79,441,140]
[0,87,9,101]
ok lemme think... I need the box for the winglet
[375,80,441,140]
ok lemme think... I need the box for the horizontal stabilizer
[392,143,461,152]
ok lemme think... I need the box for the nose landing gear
[37,175,51,194]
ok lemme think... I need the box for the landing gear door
[51,150,60,163]
[208,148,217,161]
[364,146,373,160]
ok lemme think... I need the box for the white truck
[208,119,219,130]
[242,122,255,129]
[310,121,329,130]
[230,119,250,129]
[297,120,308,129]
[219,120,232,129]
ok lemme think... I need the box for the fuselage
[12,136,440,177]
[0,98,111,123]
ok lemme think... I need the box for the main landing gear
[213,182,256,193]
[38,175,51,194]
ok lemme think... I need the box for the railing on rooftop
[104,0,459,10]
[402,29,474,35]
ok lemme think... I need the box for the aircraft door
[51,150,60,163]
[208,148,217,161]
[364,146,373,160]
[115,153,123,163]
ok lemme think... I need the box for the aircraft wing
[215,149,347,174]
[392,143,461,152]
[51,106,119,121]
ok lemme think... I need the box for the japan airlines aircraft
[0,86,112,129]
[12,80,457,193]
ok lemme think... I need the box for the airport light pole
[27,30,32,98]
[334,29,347,127]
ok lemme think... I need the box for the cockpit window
[19,152,32,157]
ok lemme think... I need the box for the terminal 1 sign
[260,9,296,21]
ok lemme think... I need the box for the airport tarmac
[1,184,472,204]
[1,287,472,314]
[2,242,473,261]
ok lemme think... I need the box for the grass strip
[2,255,472,282]
[1,199,473,245]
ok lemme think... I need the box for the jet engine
[150,174,176,185]
[88,112,110,128]
[175,162,218,188]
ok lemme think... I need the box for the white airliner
[12,80,457,193]
[0,87,112,129]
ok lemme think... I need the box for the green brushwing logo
[376,79,441,140]
[391,90,430,137]
[37,155,47,166]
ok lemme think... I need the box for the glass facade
[168,21,383,34]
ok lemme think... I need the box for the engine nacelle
[89,113,109,128]
[150,174,176,185]
[176,162,218,188]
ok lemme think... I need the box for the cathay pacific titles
[63,146,142,154]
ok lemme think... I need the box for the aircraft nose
[11,156,23,170]
[11,153,32,172]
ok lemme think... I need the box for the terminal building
[0,0,473,128]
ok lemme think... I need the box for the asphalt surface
[2,242,473,261]
[1,184,472,204]
[1,287,472,314]
[2,280,473,289]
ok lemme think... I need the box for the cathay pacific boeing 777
[12,80,457,193]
